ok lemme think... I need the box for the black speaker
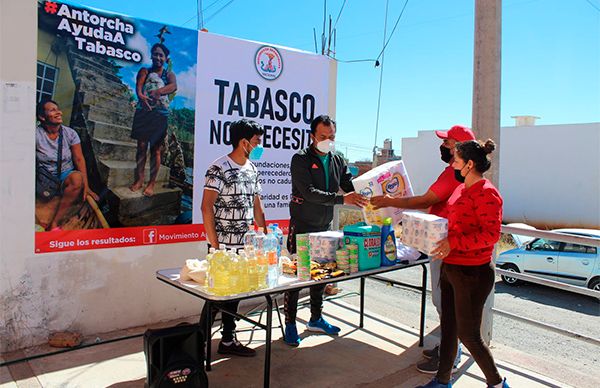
[144,323,208,388]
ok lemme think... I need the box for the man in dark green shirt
[283,115,367,346]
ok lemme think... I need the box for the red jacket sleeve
[448,188,503,251]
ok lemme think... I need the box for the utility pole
[472,0,502,345]
[373,0,390,167]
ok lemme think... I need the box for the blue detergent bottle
[380,218,397,266]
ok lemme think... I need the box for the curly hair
[455,139,496,173]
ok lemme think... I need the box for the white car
[497,228,600,291]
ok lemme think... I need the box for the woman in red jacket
[418,139,509,388]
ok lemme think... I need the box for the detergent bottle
[380,218,397,266]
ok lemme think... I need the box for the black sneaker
[422,345,439,360]
[217,339,257,357]
[416,356,458,374]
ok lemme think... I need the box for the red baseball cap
[435,125,476,142]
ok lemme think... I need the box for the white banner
[192,33,336,225]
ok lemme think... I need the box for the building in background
[401,120,600,229]
[350,161,374,176]
[373,138,401,167]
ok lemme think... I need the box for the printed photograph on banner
[35,1,197,238]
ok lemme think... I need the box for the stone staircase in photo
[66,47,181,226]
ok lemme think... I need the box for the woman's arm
[371,189,440,210]
[135,68,151,110]
[448,189,502,251]
[71,143,98,201]
[150,71,178,99]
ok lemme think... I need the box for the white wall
[401,124,600,229]
[401,130,447,196]
[499,123,600,229]
[0,0,205,352]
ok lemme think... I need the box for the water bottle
[273,223,284,257]
[255,228,268,289]
[243,223,257,256]
[266,226,279,287]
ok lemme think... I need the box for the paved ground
[340,263,600,388]
[0,291,581,388]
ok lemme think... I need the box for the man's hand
[343,192,368,208]
[370,194,394,210]
[431,238,451,260]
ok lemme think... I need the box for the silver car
[497,228,600,291]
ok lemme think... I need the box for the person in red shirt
[417,140,509,388]
[371,125,475,373]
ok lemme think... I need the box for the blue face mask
[248,144,264,161]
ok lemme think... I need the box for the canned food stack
[296,233,311,281]
[346,244,359,273]
[401,211,448,255]
[335,249,350,274]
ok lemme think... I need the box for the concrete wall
[401,124,600,229]
[37,29,76,126]
[0,0,204,352]
[401,130,446,196]
[499,123,600,229]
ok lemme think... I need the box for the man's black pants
[283,218,328,324]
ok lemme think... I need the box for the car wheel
[500,264,521,285]
[588,277,600,292]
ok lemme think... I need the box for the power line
[336,141,373,152]
[333,0,348,29]
[584,0,600,12]
[204,0,237,25]
[375,0,410,63]
[336,58,379,65]
[197,0,203,29]
[373,0,390,154]
[335,0,409,67]
[181,0,226,27]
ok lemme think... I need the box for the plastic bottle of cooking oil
[247,251,259,291]
[228,249,241,294]
[206,247,216,292]
[238,250,250,293]
[210,244,231,296]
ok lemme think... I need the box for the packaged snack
[308,231,344,263]
[351,160,414,226]
[401,211,448,256]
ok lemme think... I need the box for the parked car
[497,228,600,291]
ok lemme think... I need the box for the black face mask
[454,166,467,183]
[440,145,453,163]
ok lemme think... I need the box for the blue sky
[117,19,198,110]
[57,2,199,109]
[61,0,599,161]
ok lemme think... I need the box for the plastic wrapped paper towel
[308,231,344,263]
[401,211,448,256]
[180,259,208,285]
[352,160,414,226]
